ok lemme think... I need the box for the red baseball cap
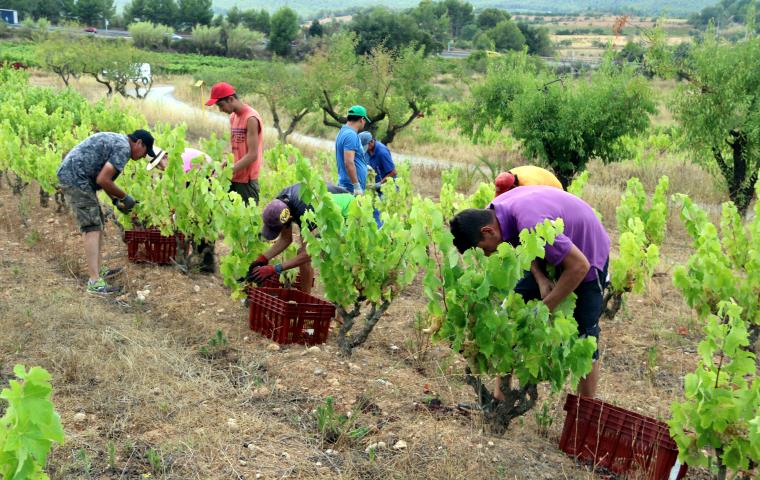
[205,82,236,106]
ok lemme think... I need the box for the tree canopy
[124,0,177,27]
[0,0,113,24]
[689,0,760,30]
[178,0,213,29]
[305,32,434,144]
[350,7,441,55]
[268,7,300,56]
[462,52,655,186]
[668,31,760,214]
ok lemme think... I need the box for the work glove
[352,182,364,195]
[371,182,382,192]
[250,264,282,284]
[114,194,137,213]
[243,255,269,283]
[251,254,268,269]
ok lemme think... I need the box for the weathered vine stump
[39,187,50,208]
[465,367,538,435]
[336,301,391,356]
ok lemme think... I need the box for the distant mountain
[113,0,714,18]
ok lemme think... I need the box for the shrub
[129,22,173,51]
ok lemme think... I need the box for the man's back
[369,141,394,180]
[335,125,367,191]
[490,186,609,280]
[277,183,349,228]
[57,132,130,191]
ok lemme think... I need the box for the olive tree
[462,51,655,187]
[82,39,153,99]
[191,25,223,55]
[669,32,760,215]
[37,35,85,86]
[305,33,434,145]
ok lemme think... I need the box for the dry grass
[514,15,689,30]
[579,156,726,242]
[29,70,111,102]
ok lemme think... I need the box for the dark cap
[129,129,157,158]
[261,199,291,240]
[358,131,373,153]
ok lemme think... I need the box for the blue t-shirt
[335,125,367,192]
[367,141,395,182]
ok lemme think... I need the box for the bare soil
[0,171,714,479]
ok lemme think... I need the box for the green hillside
[113,1,714,17]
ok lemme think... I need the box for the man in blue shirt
[335,105,370,194]
[359,132,397,190]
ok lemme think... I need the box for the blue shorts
[515,260,608,360]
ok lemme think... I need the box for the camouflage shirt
[57,132,131,191]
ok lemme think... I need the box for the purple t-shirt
[489,186,610,282]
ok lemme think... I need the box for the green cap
[347,105,371,124]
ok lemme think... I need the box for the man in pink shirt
[206,82,263,204]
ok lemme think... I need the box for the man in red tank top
[206,82,264,204]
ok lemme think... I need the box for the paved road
[145,85,463,169]
[6,23,192,40]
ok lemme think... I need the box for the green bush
[191,25,223,56]
[129,22,173,51]
[226,26,264,59]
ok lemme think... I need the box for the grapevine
[298,156,428,355]
[566,170,590,197]
[0,69,280,294]
[0,365,65,480]
[439,168,495,220]
[423,205,595,433]
[673,183,760,349]
[603,176,669,318]
[668,301,760,480]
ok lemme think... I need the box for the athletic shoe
[99,266,124,280]
[87,278,122,295]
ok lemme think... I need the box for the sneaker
[87,278,122,295]
[99,266,124,280]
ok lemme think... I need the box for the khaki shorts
[230,179,260,205]
[61,185,104,233]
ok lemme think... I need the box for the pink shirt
[230,104,264,183]
[181,148,211,173]
[489,186,610,282]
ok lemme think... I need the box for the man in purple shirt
[450,186,610,398]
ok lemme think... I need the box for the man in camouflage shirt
[57,130,158,294]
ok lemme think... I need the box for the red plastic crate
[124,228,185,265]
[247,288,335,345]
[260,277,283,288]
[559,394,687,480]
[257,274,315,290]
